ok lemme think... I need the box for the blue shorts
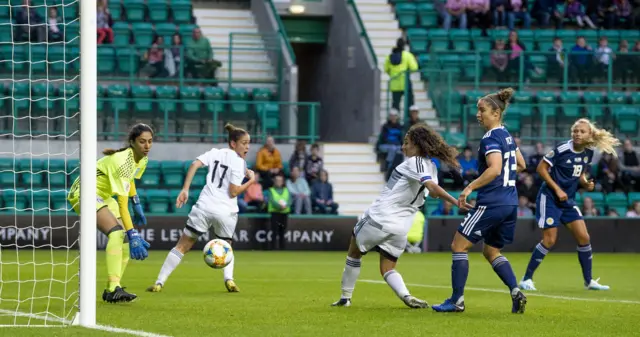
[536,192,583,228]
[457,205,517,249]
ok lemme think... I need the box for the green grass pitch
[1,251,639,336]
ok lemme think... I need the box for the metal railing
[346,0,377,67]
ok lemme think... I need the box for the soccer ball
[203,239,234,269]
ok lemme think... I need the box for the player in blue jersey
[432,88,528,314]
[519,118,620,292]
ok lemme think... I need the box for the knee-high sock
[340,256,361,299]
[523,242,549,280]
[383,270,410,299]
[577,244,593,285]
[106,230,125,292]
[119,242,130,281]
[451,252,469,303]
[223,257,235,281]
[156,248,184,286]
[491,255,518,291]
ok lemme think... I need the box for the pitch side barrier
[1,215,639,252]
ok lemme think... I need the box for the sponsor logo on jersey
[584,156,588,163]
[566,159,572,164]
[576,157,582,163]
[546,151,554,158]
[420,176,431,183]
[546,217,554,225]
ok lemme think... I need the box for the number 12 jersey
[195,148,246,213]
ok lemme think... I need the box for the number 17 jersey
[195,148,246,213]
[476,126,518,207]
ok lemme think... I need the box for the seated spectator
[491,0,509,27]
[403,105,422,135]
[607,209,620,217]
[244,172,265,212]
[620,139,640,192]
[48,7,63,42]
[466,0,491,34]
[311,170,339,214]
[169,33,183,77]
[632,41,640,83]
[570,36,594,89]
[633,0,640,28]
[565,0,597,28]
[267,175,290,250]
[547,38,566,83]
[256,136,283,189]
[305,144,323,184]
[491,39,510,83]
[97,1,113,44]
[507,30,541,81]
[376,110,404,172]
[16,0,45,42]
[405,211,425,253]
[459,146,479,186]
[185,28,222,82]
[237,193,249,213]
[614,40,633,89]
[517,173,538,208]
[141,36,168,78]
[625,201,640,217]
[595,37,613,79]
[506,0,531,29]
[581,196,601,216]
[289,140,308,178]
[596,152,621,193]
[613,0,633,28]
[442,0,468,30]
[517,196,533,216]
[286,167,312,215]
[531,0,562,27]
[431,200,455,216]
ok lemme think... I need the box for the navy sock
[577,244,593,285]
[491,255,518,291]
[451,252,469,302]
[523,242,550,280]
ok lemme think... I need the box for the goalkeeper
[68,123,153,303]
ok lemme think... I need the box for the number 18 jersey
[476,126,518,207]
[540,140,593,204]
[195,148,246,213]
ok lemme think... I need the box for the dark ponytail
[102,123,154,155]
[225,123,248,146]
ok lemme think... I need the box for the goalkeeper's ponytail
[103,123,154,155]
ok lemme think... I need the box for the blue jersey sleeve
[479,137,502,157]
[542,147,558,167]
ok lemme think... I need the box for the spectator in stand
[48,7,63,42]
[581,196,601,216]
[547,38,566,83]
[596,152,621,193]
[507,30,541,82]
[466,0,491,35]
[570,36,593,89]
[517,173,538,209]
[286,167,312,215]
[507,0,531,29]
[403,105,422,135]
[613,0,633,28]
[625,201,640,217]
[614,40,633,89]
[517,196,533,216]
[599,0,617,29]
[185,28,222,82]
[97,0,113,44]
[633,0,640,28]
[491,39,510,84]
[385,39,418,110]
[442,0,468,30]
[531,0,563,27]
[312,170,339,214]
[527,142,545,174]
[305,144,323,184]
[595,37,613,80]
[431,200,455,216]
[289,140,308,179]
[169,33,183,77]
[458,146,479,186]
[376,110,404,172]
[491,0,509,27]
[16,0,45,42]
[565,0,597,28]
[141,36,168,78]
[620,139,640,191]
[584,0,602,27]
[267,175,290,250]
[256,136,283,189]
[607,209,620,217]
[244,172,265,212]
[633,41,640,84]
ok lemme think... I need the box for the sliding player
[432,88,528,314]
[331,123,468,309]
[519,118,620,291]
[68,123,153,303]
[147,124,256,293]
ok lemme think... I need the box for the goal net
[0,0,96,327]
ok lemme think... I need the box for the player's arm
[467,152,502,192]
[117,186,150,260]
[579,171,595,191]
[229,163,256,198]
[423,181,468,209]
[128,180,146,226]
[537,159,568,200]
[175,159,204,208]
[515,148,526,172]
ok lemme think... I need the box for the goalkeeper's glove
[127,229,150,260]
[130,195,147,226]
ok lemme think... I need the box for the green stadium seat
[599,30,620,41]
[450,29,470,51]
[67,159,79,183]
[47,45,66,73]
[116,48,139,75]
[185,161,207,188]
[492,29,510,41]
[132,22,154,46]
[417,3,438,27]
[2,189,28,212]
[417,54,431,69]
[583,92,604,118]
[161,161,185,187]
[169,189,191,214]
[559,91,581,117]
[582,192,605,208]
[29,45,47,74]
[50,190,69,214]
[156,85,179,113]
[465,90,486,104]
[429,29,449,52]
[253,88,279,130]
[0,4,9,19]
[66,45,80,72]
[556,30,577,47]
[178,24,198,41]
[10,81,31,113]
[512,91,533,116]
[228,87,249,114]
[171,0,193,24]
[97,47,115,75]
[536,91,557,117]
[148,0,169,22]
[6,45,26,73]
[106,84,130,113]
[155,23,178,43]
[108,0,123,20]
[19,159,45,186]
[97,85,106,113]
[628,192,640,205]
[61,0,78,21]
[406,28,428,53]
[47,159,68,187]
[606,192,628,210]
[146,189,171,213]
[608,91,627,105]
[460,54,481,81]
[620,30,640,41]
[180,86,202,114]
[0,158,15,186]
[503,109,522,132]
[395,3,417,28]
[629,92,640,105]
[32,82,56,113]
[112,22,130,46]
[140,160,161,186]
[64,22,80,44]
[131,85,154,115]
[124,0,146,22]
[58,82,79,114]
[614,107,639,134]
[31,190,51,213]
[203,87,225,117]
[535,29,557,45]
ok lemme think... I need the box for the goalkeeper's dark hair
[102,123,154,155]
[225,123,248,146]
[407,123,460,170]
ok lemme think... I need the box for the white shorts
[184,204,238,240]
[353,216,406,260]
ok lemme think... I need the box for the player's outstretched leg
[331,236,362,307]
[379,252,428,309]
[147,232,195,292]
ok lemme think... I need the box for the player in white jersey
[147,124,256,293]
[332,123,470,309]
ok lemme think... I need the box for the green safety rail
[265,0,296,64]
[346,0,377,67]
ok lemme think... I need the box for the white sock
[156,248,183,286]
[383,270,410,299]
[341,256,361,299]
[223,257,235,281]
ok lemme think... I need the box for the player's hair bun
[224,123,237,133]
[497,87,515,103]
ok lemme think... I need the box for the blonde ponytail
[572,118,620,157]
